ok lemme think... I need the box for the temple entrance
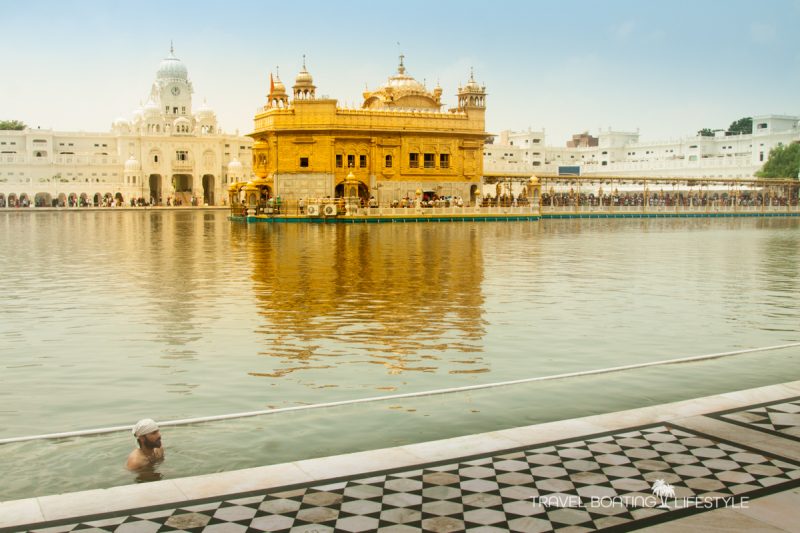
[79,193,88,207]
[202,174,215,205]
[68,193,78,207]
[0,193,5,207]
[57,193,67,207]
[149,174,163,205]
[470,184,479,206]
[93,193,101,206]
[334,182,370,202]
[172,174,193,206]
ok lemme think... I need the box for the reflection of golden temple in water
[240,223,487,378]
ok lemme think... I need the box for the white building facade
[484,115,800,179]
[0,47,253,208]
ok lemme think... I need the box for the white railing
[346,205,540,217]
[539,205,800,214]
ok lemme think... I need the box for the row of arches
[0,192,126,208]
[0,175,218,208]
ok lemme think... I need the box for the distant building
[0,46,253,208]
[248,56,487,204]
[566,132,598,148]
[484,115,800,179]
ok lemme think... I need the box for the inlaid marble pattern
[17,423,800,533]
[716,398,800,441]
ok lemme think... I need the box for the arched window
[385,154,392,168]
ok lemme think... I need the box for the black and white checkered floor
[22,414,800,533]
[716,397,800,441]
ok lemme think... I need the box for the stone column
[193,174,204,206]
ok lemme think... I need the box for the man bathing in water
[126,418,164,471]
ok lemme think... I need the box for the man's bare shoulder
[126,449,148,470]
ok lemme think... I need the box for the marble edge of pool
[2,379,799,529]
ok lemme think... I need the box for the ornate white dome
[157,45,188,80]
[227,158,243,171]
[130,102,145,123]
[124,156,141,172]
[143,98,160,117]
[194,99,216,119]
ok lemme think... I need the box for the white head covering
[132,418,159,438]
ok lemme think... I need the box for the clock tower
[154,43,193,117]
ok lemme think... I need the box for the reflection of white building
[0,46,253,208]
[485,115,800,179]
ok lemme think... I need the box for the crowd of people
[238,194,475,216]
[388,195,467,208]
[540,190,798,208]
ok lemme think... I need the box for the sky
[2,0,799,145]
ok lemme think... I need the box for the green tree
[0,119,27,130]
[728,117,752,135]
[697,128,715,137]
[756,143,800,179]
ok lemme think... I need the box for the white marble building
[485,115,800,179]
[0,46,253,207]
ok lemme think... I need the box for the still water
[0,211,799,500]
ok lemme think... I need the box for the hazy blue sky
[2,0,798,144]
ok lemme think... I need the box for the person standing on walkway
[126,418,164,471]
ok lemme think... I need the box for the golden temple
[247,55,488,205]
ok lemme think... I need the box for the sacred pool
[0,210,798,501]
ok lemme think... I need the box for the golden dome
[273,75,286,94]
[294,56,314,86]
[459,68,485,94]
[362,55,440,110]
